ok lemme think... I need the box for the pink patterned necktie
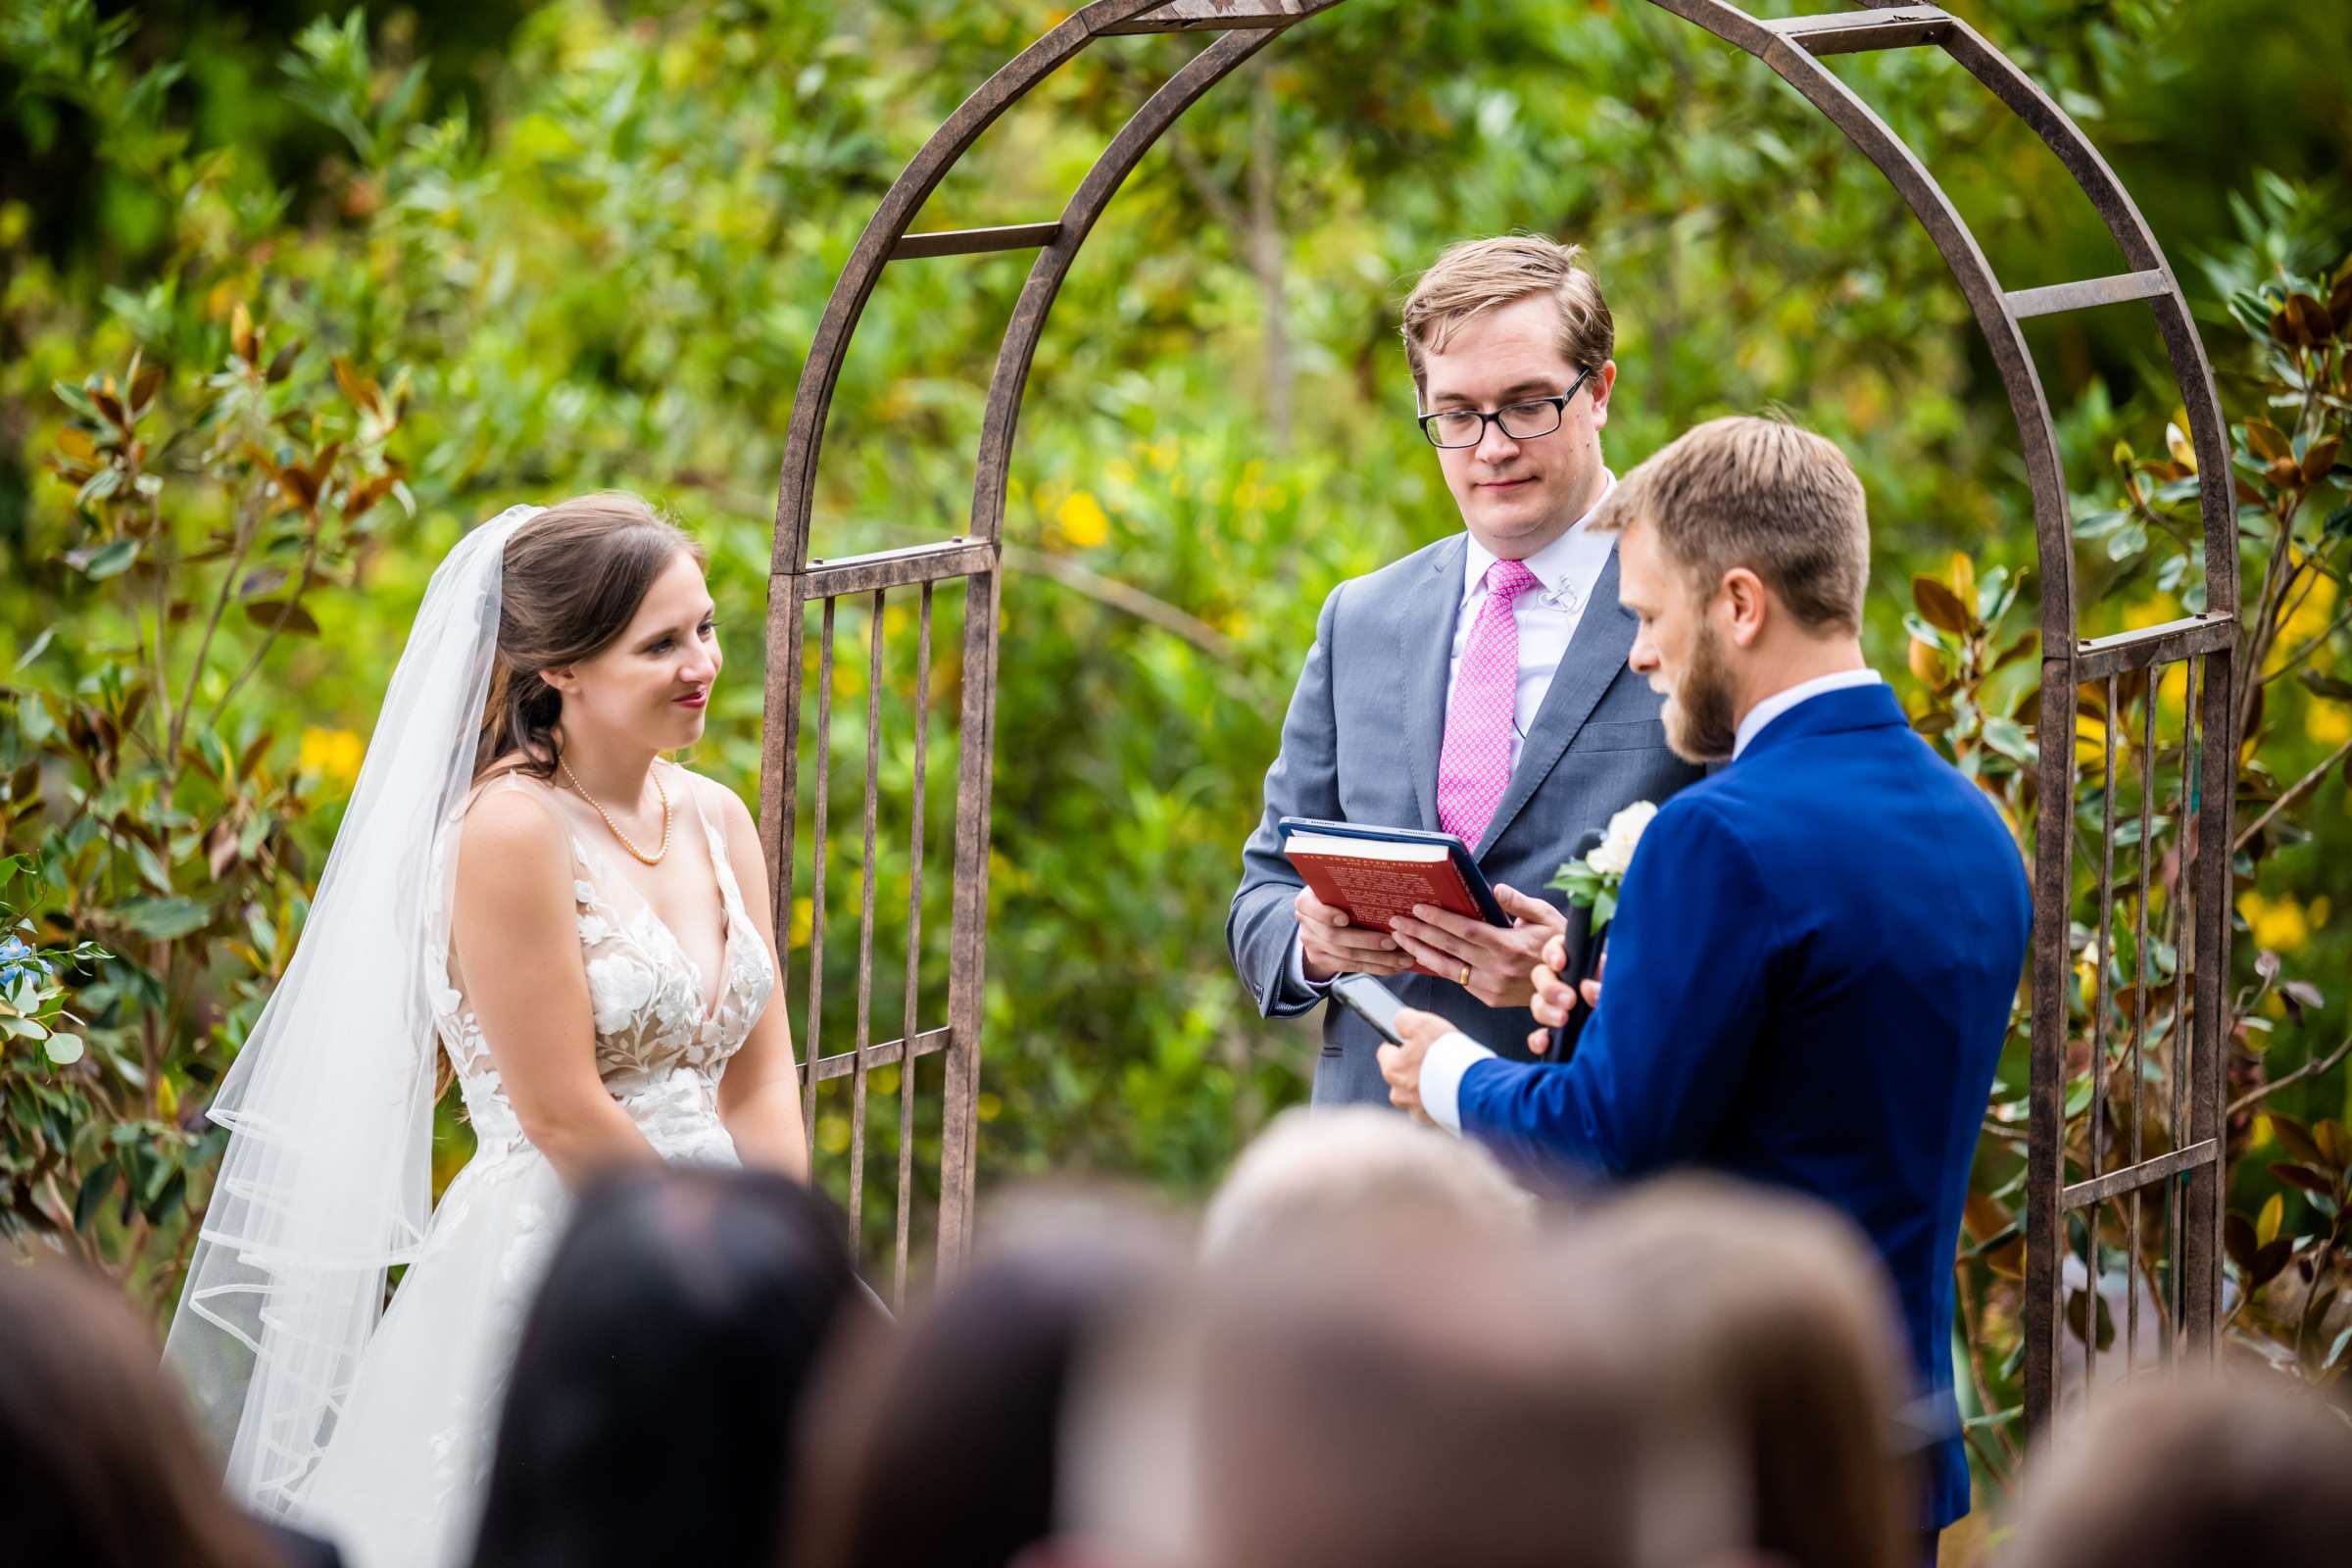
[1438,559,1542,847]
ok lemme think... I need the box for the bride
[165,495,809,1568]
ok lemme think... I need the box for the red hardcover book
[1281,827,1499,981]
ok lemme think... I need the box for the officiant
[1227,235,1701,1106]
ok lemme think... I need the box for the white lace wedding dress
[290,763,775,1568]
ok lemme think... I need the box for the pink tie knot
[1486,558,1542,605]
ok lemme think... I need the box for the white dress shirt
[1287,475,1618,996]
[1417,665,1887,1134]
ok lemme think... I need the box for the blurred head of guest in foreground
[0,1254,285,1568]
[1200,1105,1537,1263]
[1056,1215,1755,1568]
[794,1187,1187,1568]
[466,1166,867,1568]
[1560,1176,1920,1568]
[2002,1365,2352,1568]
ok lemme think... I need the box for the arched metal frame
[762,0,2237,1431]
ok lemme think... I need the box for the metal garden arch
[759,0,2238,1434]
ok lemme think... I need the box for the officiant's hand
[1295,887,1412,982]
[1388,885,1565,1008]
[1376,1005,1454,1125]
[1527,936,1604,1053]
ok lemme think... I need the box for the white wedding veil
[165,504,543,1515]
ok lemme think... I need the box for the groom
[1378,416,2032,1545]
[1228,235,1702,1105]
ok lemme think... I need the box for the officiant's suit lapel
[1401,534,1469,833]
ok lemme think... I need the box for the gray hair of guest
[1200,1105,1536,1264]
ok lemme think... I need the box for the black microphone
[1545,828,1605,1064]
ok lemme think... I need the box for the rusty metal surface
[2074,614,2234,679]
[2006,270,2172,319]
[892,223,1063,260]
[1103,0,1345,34]
[758,5,2241,1409]
[2062,1139,2222,1211]
[1765,7,1952,55]
[807,1026,952,1083]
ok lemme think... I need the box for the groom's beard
[1660,622,1739,764]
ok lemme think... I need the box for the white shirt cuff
[1419,1031,1496,1136]
[1286,929,1334,997]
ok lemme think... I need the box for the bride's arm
[706,779,810,1182]
[454,788,660,1186]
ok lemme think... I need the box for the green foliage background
[5,0,2350,1532]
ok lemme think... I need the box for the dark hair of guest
[0,1255,281,1568]
[794,1227,1175,1568]
[466,1166,867,1568]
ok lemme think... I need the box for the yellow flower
[816,1113,851,1155]
[1056,490,1109,549]
[788,896,813,951]
[298,727,365,786]
[2122,597,2177,631]
[2239,891,2311,954]
[2308,703,2351,747]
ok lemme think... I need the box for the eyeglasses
[1416,366,1596,450]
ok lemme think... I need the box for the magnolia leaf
[116,896,213,941]
[2246,419,2291,462]
[81,538,140,580]
[2224,1211,2257,1273]
[2269,1113,2326,1167]
[244,600,320,636]
[332,356,384,417]
[2257,1191,2283,1248]
[2270,1162,2337,1198]
[1913,575,1970,633]
[2065,1286,2115,1351]
[2299,436,2340,486]
[1908,637,1950,690]
[44,1031,84,1065]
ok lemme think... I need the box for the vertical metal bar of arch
[896,583,934,1301]
[848,591,886,1245]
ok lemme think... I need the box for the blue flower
[0,934,53,987]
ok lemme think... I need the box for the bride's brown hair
[471,493,707,781]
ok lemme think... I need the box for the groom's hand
[1388,885,1565,1008]
[1376,1006,1454,1125]
[1528,937,1604,1053]
[1296,887,1412,982]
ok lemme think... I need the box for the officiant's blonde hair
[1400,234,1615,399]
[1593,415,1870,633]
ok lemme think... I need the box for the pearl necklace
[558,755,670,865]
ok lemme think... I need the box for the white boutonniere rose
[1548,800,1656,933]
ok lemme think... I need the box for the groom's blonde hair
[1400,234,1615,399]
[1593,416,1871,634]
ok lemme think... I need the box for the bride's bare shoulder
[457,764,570,884]
[665,760,756,835]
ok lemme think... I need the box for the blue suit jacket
[1455,682,2030,1530]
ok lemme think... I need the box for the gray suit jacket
[1229,532,1704,1105]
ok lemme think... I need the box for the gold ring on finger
[1457,963,1471,986]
